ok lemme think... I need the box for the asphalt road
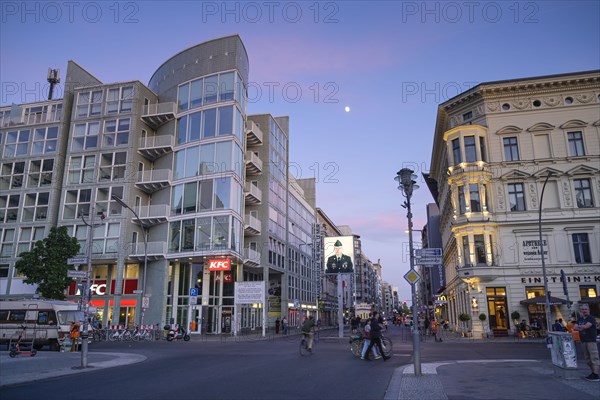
[0,326,573,400]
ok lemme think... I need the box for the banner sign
[208,258,231,271]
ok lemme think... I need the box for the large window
[0,229,15,258]
[574,178,593,208]
[169,215,242,253]
[17,227,45,255]
[171,177,236,215]
[0,194,20,223]
[178,72,241,113]
[106,86,134,114]
[63,189,92,220]
[99,152,127,182]
[458,186,466,214]
[28,159,54,188]
[76,90,103,118]
[68,155,96,184]
[452,138,461,164]
[22,192,49,222]
[567,131,585,156]
[32,126,58,155]
[1,162,25,189]
[503,137,519,161]
[508,183,526,211]
[4,129,30,157]
[464,136,477,162]
[469,184,481,212]
[96,186,124,217]
[174,141,238,179]
[72,122,99,151]
[175,107,236,145]
[474,234,486,264]
[572,233,591,264]
[103,118,130,147]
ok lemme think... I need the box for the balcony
[138,134,174,161]
[141,102,177,129]
[245,151,263,175]
[244,214,262,235]
[457,264,498,283]
[135,169,171,194]
[127,241,167,260]
[244,182,262,205]
[134,204,169,226]
[246,120,263,146]
[243,248,261,268]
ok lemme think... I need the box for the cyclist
[301,316,316,352]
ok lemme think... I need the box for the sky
[1,1,599,301]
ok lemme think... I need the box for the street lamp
[79,208,104,368]
[395,168,421,376]
[538,172,553,332]
[112,195,148,326]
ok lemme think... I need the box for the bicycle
[349,334,392,358]
[299,331,315,356]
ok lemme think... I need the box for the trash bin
[548,332,578,379]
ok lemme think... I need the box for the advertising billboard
[323,236,354,274]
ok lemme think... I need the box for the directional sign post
[415,248,442,266]
[67,270,87,279]
[67,257,88,265]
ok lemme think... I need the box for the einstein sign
[521,239,548,264]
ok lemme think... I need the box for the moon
[345,106,350,113]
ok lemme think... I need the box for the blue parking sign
[190,287,199,297]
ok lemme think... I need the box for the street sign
[142,296,150,309]
[190,287,199,297]
[133,289,143,294]
[67,270,87,279]
[416,256,442,265]
[415,248,442,257]
[189,296,198,305]
[404,269,420,285]
[67,257,88,265]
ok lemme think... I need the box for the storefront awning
[520,295,569,306]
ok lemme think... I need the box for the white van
[0,298,93,351]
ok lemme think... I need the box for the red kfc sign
[208,258,231,271]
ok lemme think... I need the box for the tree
[15,226,80,300]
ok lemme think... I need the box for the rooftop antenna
[47,68,60,100]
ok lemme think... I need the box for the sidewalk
[0,351,146,387]
[386,359,600,400]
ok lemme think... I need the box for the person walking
[573,303,599,381]
[69,321,80,352]
[275,318,280,334]
[360,319,381,360]
[364,311,390,361]
[301,316,316,352]
[282,317,288,335]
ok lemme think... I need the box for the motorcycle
[165,325,190,342]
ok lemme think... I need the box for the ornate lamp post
[112,195,149,325]
[395,168,421,376]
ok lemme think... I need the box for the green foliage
[510,311,520,321]
[478,313,487,321]
[459,313,471,322]
[15,226,80,300]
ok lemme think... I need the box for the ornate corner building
[428,70,600,337]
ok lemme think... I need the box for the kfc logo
[208,259,231,271]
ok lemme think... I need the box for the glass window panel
[218,106,233,136]
[174,150,185,180]
[204,75,218,105]
[177,116,188,145]
[214,177,231,210]
[464,136,476,162]
[182,219,195,251]
[169,221,181,252]
[190,79,203,109]
[213,216,229,248]
[189,112,201,142]
[219,72,235,101]
[199,143,215,174]
[178,83,190,111]
[197,217,211,250]
[183,182,197,213]
[184,146,199,178]
[171,184,183,215]
[203,108,216,138]
[199,179,213,210]
[216,141,232,172]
